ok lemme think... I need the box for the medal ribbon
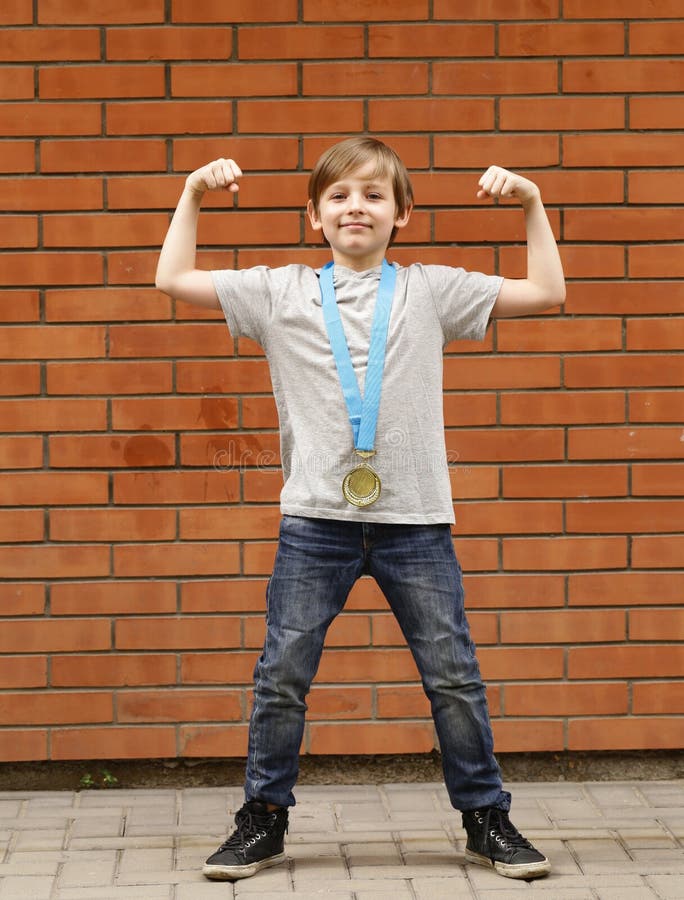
[319,259,396,453]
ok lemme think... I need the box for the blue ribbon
[319,260,396,453]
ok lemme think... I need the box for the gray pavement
[0,780,683,899]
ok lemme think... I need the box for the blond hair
[308,137,414,224]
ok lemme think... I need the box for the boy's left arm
[478,166,566,317]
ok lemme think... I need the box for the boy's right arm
[155,158,242,309]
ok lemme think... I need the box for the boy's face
[307,161,411,271]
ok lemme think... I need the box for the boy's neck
[330,250,387,272]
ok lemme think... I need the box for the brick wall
[0,0,682,764]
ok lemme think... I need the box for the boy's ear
[307,199,323,231]
[394,204,413,230]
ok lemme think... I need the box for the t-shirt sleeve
[422,264,503,344]
[210,266,278,344]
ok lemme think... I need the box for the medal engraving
[342,451,381,507]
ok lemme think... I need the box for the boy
[156,137,565,882]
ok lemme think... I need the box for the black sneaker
[462,807,551,879]
[203,799,288,881]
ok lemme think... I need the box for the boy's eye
[367,192,382,200]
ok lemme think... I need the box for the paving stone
[645,874,684,898]
[0,874,55,899]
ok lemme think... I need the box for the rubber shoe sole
[202,851,286,881]
[465,848,551,879]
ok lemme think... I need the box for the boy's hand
[477,166,540,205]
[185,158,242,196]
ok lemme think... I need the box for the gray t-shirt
[211,262,502,524]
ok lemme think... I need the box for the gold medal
[342,450,381,508]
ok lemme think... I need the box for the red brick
[199,211,300,244]
[50,434,176,468]
[45,288,170,322]
[446,429,564,464]
[303,135,430,170]
[630,609,684,642]
[0,655,47,688]
[444,357,560,391]
[0,545,110,579]
[630,96,684,130]
[0,0,32,24]
[50,508,176,543]
[502,610,626,644]
[38,0,165,23]
[492,720,564,754]
[434,61,557,94]
[569,572,684,607]
[0,140,35,173]
[564,134,684,168]
[180,506,281,540]
[181,579,267,613]
[565,356,684,388]
[179,724,249,757]
[118,689,242,723]
[565,59,684,93]
[1,472,108,505]
[629,171,684,204]
[303,0,427,21]
[565,0,682,15]
[569,646,682,679]
[569,427,684,461]
[0,583,45,617]
[0,363,41,395]
[308,686,373,720]
[434,0,558,17]
[0,325,105,359]
[498,319,621,353]
[0,509,44,542]
[503,464,628,499]
[0,214,38,248]
[443,395,497,427]
[238,99,363,134]
[116,616,241,651]
[243,470,283,502]
[633,683,684,715]
[0,290,40,322]
[630,244,684,279]
[632,535,684,569]
[500,96,624,131]
[106,26,231,60]
[0,437,43,469]
[42,139,167,174]
[632,463,684,496]
[304,61,428,96]
[368,97,494,134]
[501,391,625,426]
[569,718,682,752]
[0,692,113,726]
[181,652,257,685]
[478,647,564,681]
[504,537,627,571]
[51,581,176,616]
[0,253,103,286]
[113,542,241,577]
[436,207,550,243]
[112,397,238,431]
[0,101,101,136]
[0,731,47,762]
[500,22,624,55]
[107,101,232,136]
[174,136,299,172]
[506,682,628,717]
[52,726,176,760]
[40,64,165,99]
[109,324,231,358]
[0,618,110,653]
[534,244,624,279]
[173,0,298,22]
[309,722,434,755]
[369,22,494,57]
[463,574,565,609]
[0,399,107,433]
[627,318,684,352]
[434,134,559,169]
[566,208,683,242]
[568,499,684,534]
[565,281,684,315]
[47,361,172,395]
[114,470,239,504]
[0,66,34,100]
[172,63,297,97]
[630,20,684,54]
[176,360,272,394]
[52,654,177,687]
[0,177,102,211]
[44,212,168,248]
[455,500,562,536]
[456,538,499,572]
[0,28,100,61]
[181,433,280,468]
[240,24,363,59]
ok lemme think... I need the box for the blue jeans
[245,515,511,813]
